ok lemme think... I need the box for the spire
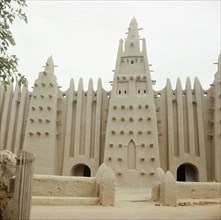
[126,17,140,40]
[44,55,54,74]
[124,17,142,54]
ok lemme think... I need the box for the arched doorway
[177,163,198,182]
[71,164,91,177]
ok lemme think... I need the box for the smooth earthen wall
[32,175,97,197]
[177,182,221,199]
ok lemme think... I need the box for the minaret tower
[23,56,58,174]
[104,18,160,187]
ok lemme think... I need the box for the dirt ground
[31,188,221,220]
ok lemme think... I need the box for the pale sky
[11,0,220,91]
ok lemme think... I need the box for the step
[32,196,100,206]
[116,188,152,202]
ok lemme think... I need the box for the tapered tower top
[126,17,140,40]
[44,55,54,75]
[124,17,142,54]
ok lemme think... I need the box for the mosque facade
[0,18,220,186]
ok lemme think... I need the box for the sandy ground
[31,188,221,220]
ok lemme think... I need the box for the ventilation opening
[177,163,198,182]
[71,164,91,177]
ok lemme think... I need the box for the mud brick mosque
[0,18,220,187]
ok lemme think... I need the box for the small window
[117,82,128,96]
[136,81,147,95]
[131,60,134,64]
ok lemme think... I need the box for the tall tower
[23,56,58,174]
[104,18,160,187]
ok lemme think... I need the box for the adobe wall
[33,175,97,197]
[0,19,220,184]
[155,77,218,181]
[0,83,30,152]
[60,78,110,177]
[32,164,116,206]
[177,182,221,199]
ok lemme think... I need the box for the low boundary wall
[152,168,221,206]
[33,175,97,197]
[32,163,117,206]
[177,182,221,199]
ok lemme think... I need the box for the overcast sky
[11,0,220,91]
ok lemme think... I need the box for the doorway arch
[71,164,91,177]
[177,163,198,182]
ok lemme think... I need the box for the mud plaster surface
[31,188,221,220]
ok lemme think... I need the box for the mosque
[0,18,220,187]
